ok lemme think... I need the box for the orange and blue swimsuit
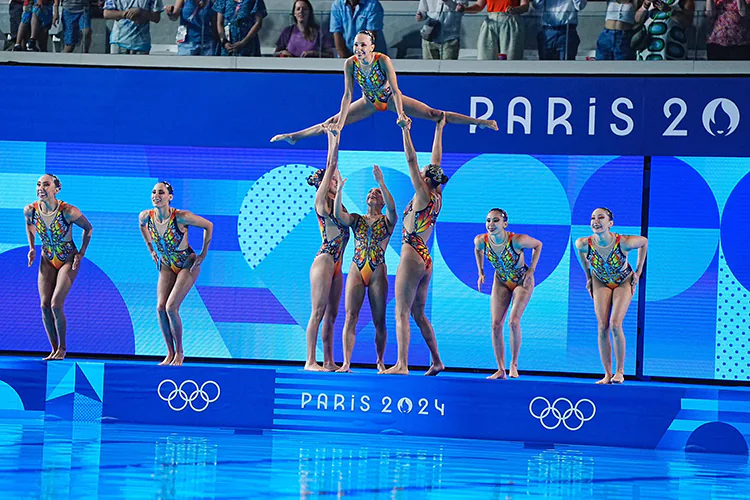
[402,193,440,270]
[587,234,632,290]
[484,233,528,291]
[148,209,195,274]
[352,215,391,286]
[32,201,76,270]
[352,52,392,112]
[317,211,350,277]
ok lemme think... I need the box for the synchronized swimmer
[25,174,93,361]
[270,30,498,146]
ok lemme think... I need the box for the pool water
[0,419,747,499]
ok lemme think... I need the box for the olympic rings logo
[157,379,221,412]
[528,397,596,431]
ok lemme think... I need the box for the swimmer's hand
[27,248,36,267]
[477,272,485,291]
[190,253,206,272]
[397,113,411,129]
[72,253,83,271]
[586,278,593,299]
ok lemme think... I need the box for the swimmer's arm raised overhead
[381,55,408,126]
[401,122,431,206]
[333,173,355,227]
[315,131,342,214]
[330,58,356,136]
[373,164,397,227]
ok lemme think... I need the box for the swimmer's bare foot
[612,372,625,384]
[270,133,297,145]
[424,362,445,376]
[382,362,409,375]
[169,352,184,366]
[335,364,352,373]
[323,362,340,372]
[479,119,499,131]
[304,362,327,372]
[51,348,66,360]
[509,365,519,378]
[159,352,175,366]
[43,350,57,361]
[487,369,507,380]
[596,374,613,384]
[376,361,386,373]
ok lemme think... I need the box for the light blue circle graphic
[238,164,318,270]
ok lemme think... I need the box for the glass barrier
[0,2,736,62]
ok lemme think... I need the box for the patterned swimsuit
[587,234,633,289]
[32,201,76,270]
[484,233,528,291]
[353,214,390,286]
[402,193,440,270]
[352,53,392,112]
[148,209,195,274]
[317,211,350,277]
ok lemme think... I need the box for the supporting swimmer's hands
[27,248,36,267]
[477,272,485,291]
[324,120,343,136]
[397,113,411,129]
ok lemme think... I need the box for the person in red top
[465,0,529,60]
[705,0,750,60]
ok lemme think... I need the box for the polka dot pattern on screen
[715,250,750,381]
[238,164,318,270]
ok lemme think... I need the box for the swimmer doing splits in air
[270,30,498,145]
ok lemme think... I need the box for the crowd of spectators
[5,0,750,60]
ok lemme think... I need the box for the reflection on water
[0,419,746,499]
[155,436,218,500]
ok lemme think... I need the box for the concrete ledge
[3,51,750,75]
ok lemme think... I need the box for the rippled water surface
[0,419,747,499]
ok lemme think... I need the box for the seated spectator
[57,0,94,53]
[275,0,334,57]
[165,0,215,55]
[705,0,750,60]
[6,0,23,50]
[531,0,586,60]
[417,0,468,60]
[104,0,164,54]
[213,0,266,56]
[465,0,528,60]
[596,0,637,60]
[635,0,693,60]
[14,0,54,51]
[329,0,387,58]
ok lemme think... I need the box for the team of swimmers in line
[22,29,648,383]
